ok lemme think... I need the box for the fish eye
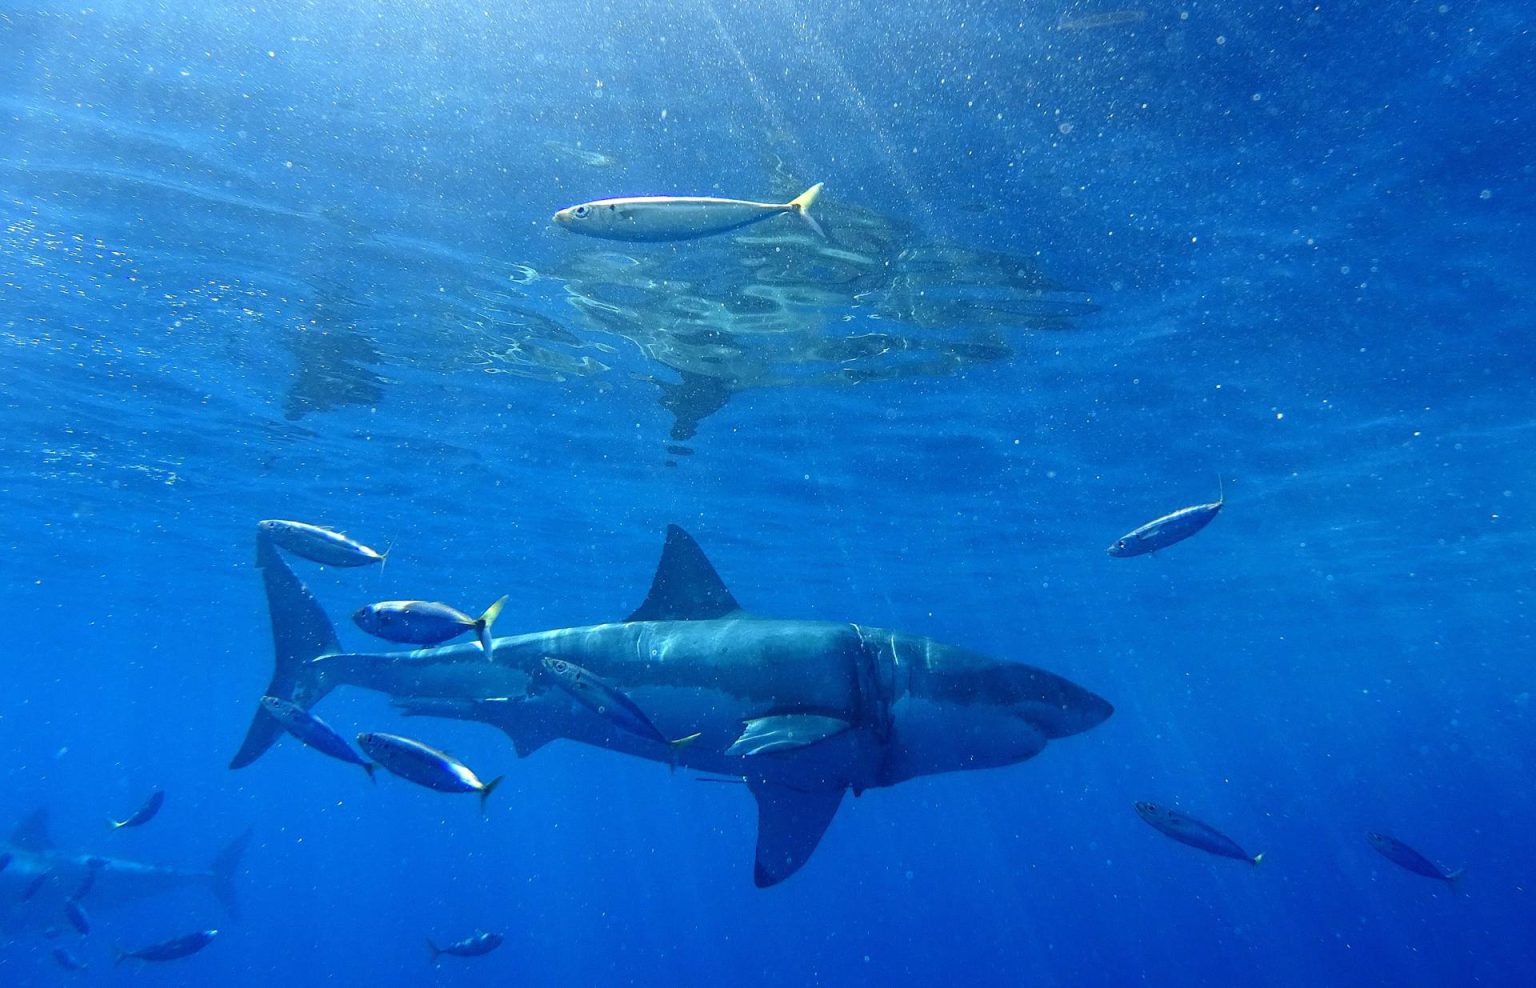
[573,206,588,218]
[1117,540,1128,550]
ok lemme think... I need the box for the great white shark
[0,809,245,932]
[231,526,1112,886]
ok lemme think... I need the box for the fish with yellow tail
[542,657,701,767]
[356,732,502,814]
[354,597,507,657]
[553,183,826,242]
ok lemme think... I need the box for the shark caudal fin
[209,830,252,921]
[788,183,826,239]
[229,532,340,769]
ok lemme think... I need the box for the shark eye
[573,206,589,218]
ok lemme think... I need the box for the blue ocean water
[2,0,1532,984]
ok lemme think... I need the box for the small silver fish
[64,899,90,935]
[257,519,387,568]
[1108,482,1224,557]
[544,139,618,168]
[1135,802,1262,866]
[353,596,508,657]
[115,929,218,966]
[260,696,376,781]
[356,733,502,813]
[1367,832,1462,886]
[108,789,164,831]
[541,657,700,765]
[428,930,504,963]
[553,184,825,242]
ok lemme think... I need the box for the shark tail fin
[788,183,826,239]
[231,532,340,770]
[210,830,251,921]
[478,776,504,816]
[476,595,508,658]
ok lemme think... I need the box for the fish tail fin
[427,938,441,964]
[363,762,378,784]
[113,945,129,968]
[379,540,394,574]
[1446,868,1465,891]
[667,732,703,772]
[476,595,508,658]
[106,818,124,831]
[231,532,340,770]
[788,183,826,239]
[479,776,504,815]
[1251,852,1264,867]
[210,829,252,921]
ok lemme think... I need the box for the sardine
[554,184,825,242]
[356,733,502,813]
[257,519,386,568]
[52,947,88,971]
[109,789,164,830]
[260,696,376,781]
[1135,801,1262,865]
[353,596,508,657]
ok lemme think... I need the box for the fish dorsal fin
[10,807,53,852]
[748,781,844,887]
[625,525,742,622]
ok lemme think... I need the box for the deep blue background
[1,0,1531,984]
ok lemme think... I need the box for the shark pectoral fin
[727,715,852,757]
[748,781,844,888]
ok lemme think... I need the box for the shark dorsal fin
[10,807,53,852]
[625,525,742,622]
